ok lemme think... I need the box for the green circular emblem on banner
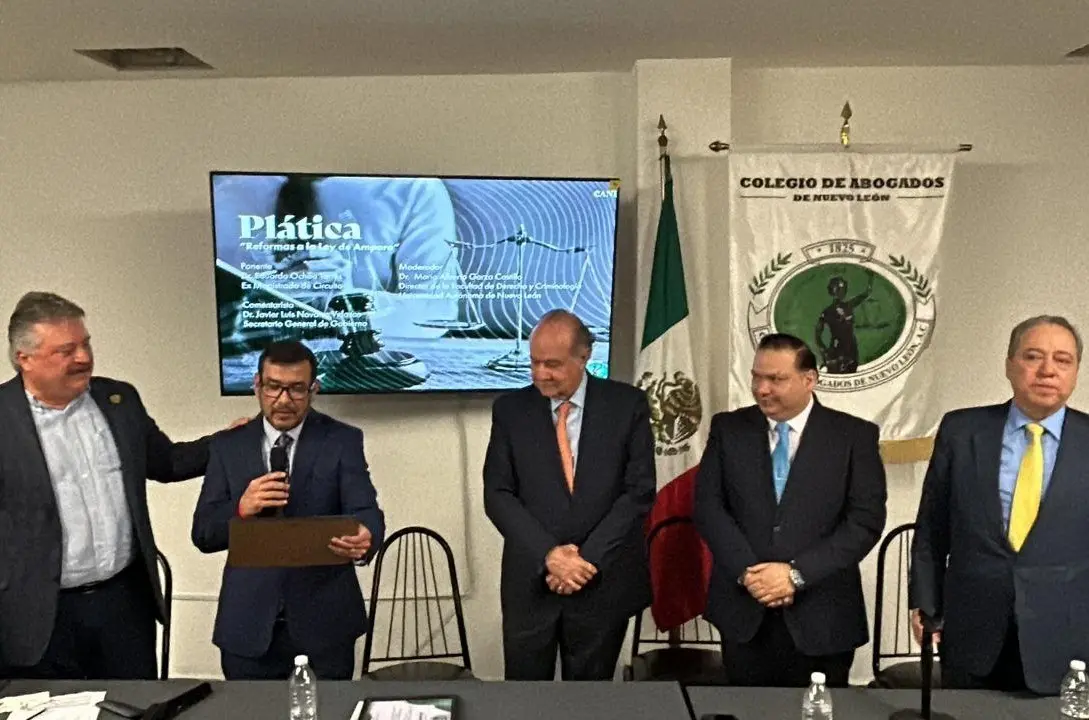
[747,239,936,392]
[773,262,907,372]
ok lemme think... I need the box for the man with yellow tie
[483,309,655,680]
[910,315,1088,694]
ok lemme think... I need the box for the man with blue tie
[911,315,1089,694]
[192,340,384,680]
[483,309,655,680]
[695,333,887,686]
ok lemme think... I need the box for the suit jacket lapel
[533,391,571,497]
[0,376,53,502]
[290,412,328,496]
[87,381,146,522]
[1038,408,1089,521]
[572,377,602,499]
[745,406,778,510]
[972,403,1008,545]
[239,417,266,487]
[780,400,831,510]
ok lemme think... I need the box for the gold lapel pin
[109,394,122,405]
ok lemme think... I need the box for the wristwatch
[789,564,806,590]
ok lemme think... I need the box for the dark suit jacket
[694,401,887,655]
[911,402,1089,694]
[483,376,656,631]
[192,411,384,659]
[0,375,209,668]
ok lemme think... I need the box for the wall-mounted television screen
[210,172,620,394]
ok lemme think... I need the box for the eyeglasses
[259,381,313,401]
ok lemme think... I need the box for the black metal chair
[870,522,941,689]
[155,547,173,680]
[624,516,725,684]
[361,526,474,680]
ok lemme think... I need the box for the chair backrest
[630,608,721,657]
[361,526,471,674]
[631,515,719,660]
[155,548,173,681]
[872,522,925,677]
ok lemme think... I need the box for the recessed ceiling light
[74,47,213,71]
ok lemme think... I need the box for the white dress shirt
[27,390,132,588]
[766,395,815,462]
[262,415,306,474]
[550,371,589,471]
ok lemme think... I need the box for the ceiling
[3,0,1088,83]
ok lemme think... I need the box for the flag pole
[707,101,972,154]
[657,114,669,200]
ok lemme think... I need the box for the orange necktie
[556,401,575,492]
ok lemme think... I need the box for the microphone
[270,444,289,476]
[94,681,212,720]
[259,445,290,518]
[888,615,955,720]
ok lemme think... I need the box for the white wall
[3,62,1089,683]
[0,71,635,680]
[733,65,1089,682]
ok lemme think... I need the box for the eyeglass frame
[257,379,316,402]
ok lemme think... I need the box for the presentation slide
[210,173,619,394]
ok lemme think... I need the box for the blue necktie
[772,422,791,501]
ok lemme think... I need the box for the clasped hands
[742,562,796,608]
[544,544,598,596]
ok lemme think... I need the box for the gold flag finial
[840,101,852,148]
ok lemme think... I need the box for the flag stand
[704,101,971,154]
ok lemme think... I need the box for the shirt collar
[550,370,589,413]
[1005,402,1065,441]
[25,389,89,414]
[767,395,815,435]
[263,413,307,446]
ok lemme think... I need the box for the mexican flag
[636,155,706,490]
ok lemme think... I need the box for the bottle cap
[811,672,826,684]
[295,654,309,667]
[1072,659,1086,671]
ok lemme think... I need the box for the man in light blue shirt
[0,292,230,680]
[998,404,1065,531]
[911,315,1089,694]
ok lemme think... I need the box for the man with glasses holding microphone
[192,340,384,680]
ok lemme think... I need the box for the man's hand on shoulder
[226,416,251,430]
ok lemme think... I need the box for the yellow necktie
[1008,422,1045,552]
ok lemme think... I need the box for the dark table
[684,685,1059,720]
[1,678,691,719]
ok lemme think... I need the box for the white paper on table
[0,693,52,712]
[359,700,451,720]
[6,691,106,720]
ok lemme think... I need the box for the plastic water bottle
[1060,659,1089,719]
[289,654,318,720]
[801,671,833,720]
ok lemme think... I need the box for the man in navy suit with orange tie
[483,309,655,681]
[192,340,384,680]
